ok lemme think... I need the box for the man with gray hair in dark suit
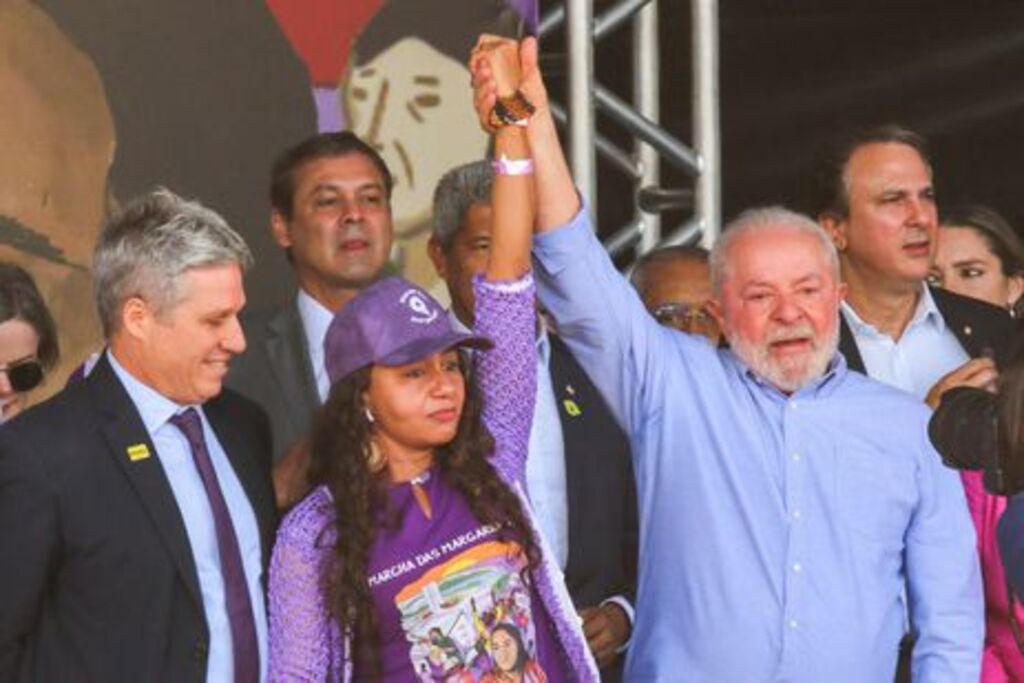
[0,189,276,681]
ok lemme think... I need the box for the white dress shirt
[296,288,334,403]
[841,285,970,398]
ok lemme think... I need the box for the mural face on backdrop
[2,0,531,401]
[0,0,114,398]
[268,0,535,296]
[339,0,525,294]
[343,37,489,236]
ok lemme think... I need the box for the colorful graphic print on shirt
[394,539,549,683]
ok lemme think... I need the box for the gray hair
[431,160,494,250]
[93,189,253,337]
[710,206,839,295]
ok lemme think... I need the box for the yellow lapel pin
[563,399,582,417]
[127,444,151,462]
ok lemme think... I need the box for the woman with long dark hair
[266,37,597,682]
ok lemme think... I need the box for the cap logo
[400,289,438,324]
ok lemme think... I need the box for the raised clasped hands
[469,34,548,134]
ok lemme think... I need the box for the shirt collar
[296,288,335,359]
[916,285,947,331]
[840,283,946,337]
[106,349,192,434]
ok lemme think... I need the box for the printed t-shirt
[354,465,568,682]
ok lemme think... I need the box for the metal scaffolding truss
[539,0,720,261]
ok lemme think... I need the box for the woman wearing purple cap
[266,36,599,682]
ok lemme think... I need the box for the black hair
[270,132,394,221]
[809,124,932,219]
[351,0,521,67]
[0,263,59,369]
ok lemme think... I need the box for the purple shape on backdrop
[314,86,344,132]
[506,0,538,33]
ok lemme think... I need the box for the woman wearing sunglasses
[0,264,59,424]
[266,37,598,682]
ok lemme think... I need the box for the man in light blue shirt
[468,36,982,682]
[534,203,982,682]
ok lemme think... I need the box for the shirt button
[788,619,799,629]
[792,562,802,573]
[792,509,802,520]
[790,401,799,410]
[791,452,801,462]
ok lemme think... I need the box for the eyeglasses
[651,302,714,330]
[1,358,44,393]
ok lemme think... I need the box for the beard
[728,317,840,393]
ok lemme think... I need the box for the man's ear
[705,298,726,332]
[819,212,848,251]
[121,296,152,341]
[426,235,449,280]
[270,211,292,249]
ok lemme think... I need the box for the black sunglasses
[3,358,44,393]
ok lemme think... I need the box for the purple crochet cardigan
[266,274,599,682]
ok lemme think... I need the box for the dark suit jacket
[227,300,321,463]
[548,336,638,680]
[0,356,276,682]
[840,286,1019,374]
[999,493,1024,598]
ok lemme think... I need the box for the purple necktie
[170,408,259,683]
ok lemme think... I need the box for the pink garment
[962,471,1024,682]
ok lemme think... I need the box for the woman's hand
[470,35,550,134]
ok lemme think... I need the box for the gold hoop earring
[365,439,387,474]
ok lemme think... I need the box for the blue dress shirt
[531,209,982,682]
[109,351,268,682]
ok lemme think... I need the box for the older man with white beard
[529,205,982,682]
[467,34,981,683]
[533,205,982,682]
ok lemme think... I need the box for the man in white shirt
[812,125,1016,405]
[812,124,1017,682]
[227,132,395,499]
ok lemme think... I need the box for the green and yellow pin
[126,443,151,462]
[562,384,582,417]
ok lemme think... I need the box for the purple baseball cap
[324,277,493,384]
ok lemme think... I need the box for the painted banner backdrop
[0,0,536,400]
